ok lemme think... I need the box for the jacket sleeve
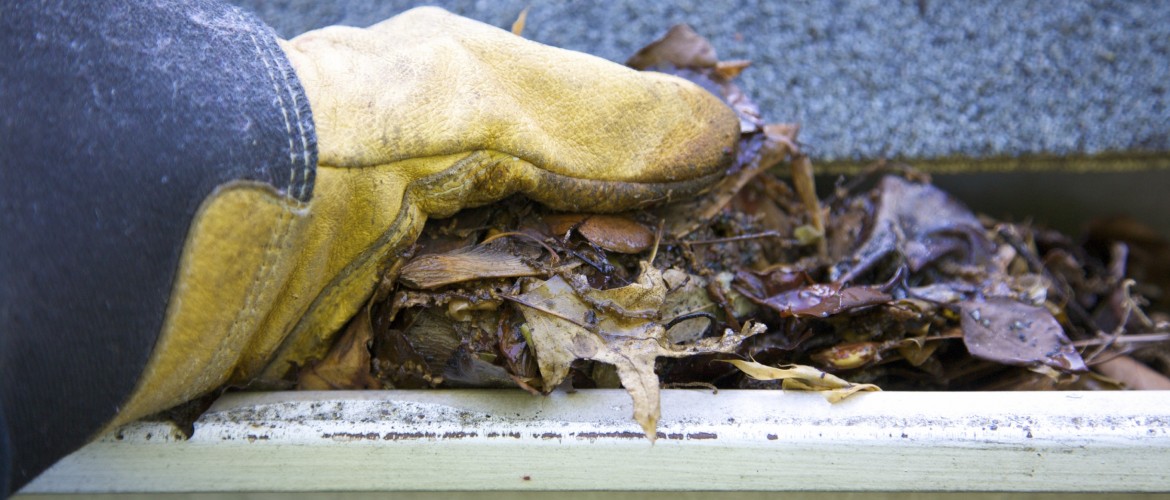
[0,0,316,493]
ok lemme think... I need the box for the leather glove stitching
[230,201,296,358]
[243,8,314,202]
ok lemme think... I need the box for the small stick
[480,231,560,264]
[671,230,799,247]
[791,153,827,258]
[502,294,597,333]
[1073,332,1170,347]
[648,219,664,266]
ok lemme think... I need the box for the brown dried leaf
[544,213,655,254]
[297,311,381,390]
[734,267,808,297]
[399,243,541,289]
[442,347,519,389]
[897,337,943,367]
[662,123,797,237]
[369,293,445,389]
[626,24,718,70]
[510,6,529,36]
[514,263,764,439]
[811,341,886,370]
[371,325,438,389]
[1093,355,1170,390]
[714,59,751,80]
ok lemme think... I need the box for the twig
[1073,332,1170,347]
[791,153,827,258]
[669,230,798,246]
[480,231,560,264]
[996,223,1096,339]
[1081,279,1136,365]
[664,311,718,337]
[706,278,742,332]
[648,219,664,266]
[501,294,597,333]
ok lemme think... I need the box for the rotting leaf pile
[292,23,1170,437]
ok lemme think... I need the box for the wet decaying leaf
[960,298,1086,372]
[292,22,1170,437]
[839,175,993,282]
[742,281,893,319]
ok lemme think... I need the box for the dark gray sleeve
[0,0,316,493]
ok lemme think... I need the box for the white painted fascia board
[21,389,1170,493]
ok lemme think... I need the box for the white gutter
[21,389,1170,493]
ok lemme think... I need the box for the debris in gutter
[286,21,1170,439]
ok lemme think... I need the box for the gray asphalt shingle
[231,0,1170,163]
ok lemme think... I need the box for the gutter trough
[22,389,1170,493]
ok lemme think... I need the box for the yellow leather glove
[113,7,738,426]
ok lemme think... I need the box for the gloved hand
[113,7,738,426]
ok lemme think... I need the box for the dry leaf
[810,341,887,370]
[661,123,797,237]
[897,337,943,367]
[660,268,717,343]
[626,24,718,70]
[399,242,541,289]
[713,59,751,80]
[513,262,765,439]
[727,360,880,402]
[510,7,529,36]
[544,213,655,254]
[297,310,381,390]
[1093,355,1170,390]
